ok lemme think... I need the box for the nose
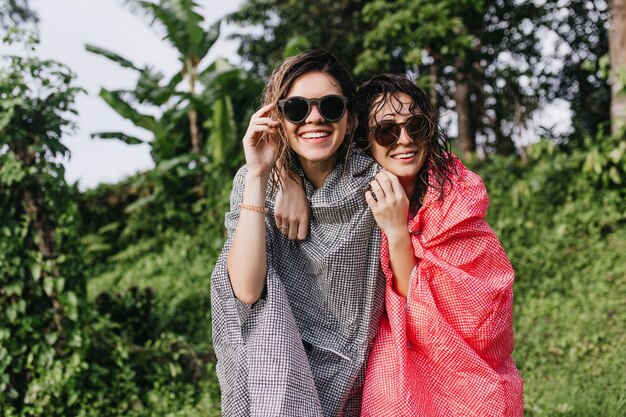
[305,103,324,123]
[397,126,413,144]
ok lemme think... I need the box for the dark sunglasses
[369,116,434,147]
[278,95,349,124]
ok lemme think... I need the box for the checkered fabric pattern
[361,156,524,417]
[211,149,385,417]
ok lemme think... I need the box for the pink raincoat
[361,157,523,417]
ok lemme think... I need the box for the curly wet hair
[262,50,357,189]
[355,73,456,213]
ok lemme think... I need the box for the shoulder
[449,155,487,197]
[424,154,489,216]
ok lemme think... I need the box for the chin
[300,150,336,163]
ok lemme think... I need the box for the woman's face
[282,71,349,168]
[368,93,427,187]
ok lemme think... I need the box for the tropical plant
[0,36,86,414]
[85,0,262,241]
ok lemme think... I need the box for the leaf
[608,166,621,184]
[153,154,196,174]
[43,277,54,297]
[125,193,158,214]
[91,131,145,145]
[206,96,237,166]
[201,19,221,58]
[85,44,141,71]
[99,89,160,133]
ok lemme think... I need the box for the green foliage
[229,0,375,78]
[81,205,230,416]
[544,0,610,142]
[85,1,263,247]
[0,31,226,416]
[0,43,86,414]
[470,132,626,416]
[0,0,38,30]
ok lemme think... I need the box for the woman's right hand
[243,103,281,177]
[366,170,410,241]
[274,168,310,240]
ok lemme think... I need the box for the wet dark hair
[263,50,357,189]
[355,73,455,213]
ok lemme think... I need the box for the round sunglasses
[278,95,349,124]
[369,116,435,147]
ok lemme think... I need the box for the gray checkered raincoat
[211,148,385,417]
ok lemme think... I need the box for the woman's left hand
[365,170,409,240]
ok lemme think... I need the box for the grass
[85,150,626,416]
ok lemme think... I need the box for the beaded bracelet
[239,203,268,214]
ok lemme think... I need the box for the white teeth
[301,131,331,139]
[392,152,416,159]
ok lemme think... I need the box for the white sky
[10,0,244,190]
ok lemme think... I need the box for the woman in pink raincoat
[355,73,523,417]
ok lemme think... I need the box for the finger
[288,219,299,240]
[296,215,309,240]
[250,127,278,145]
[377,171,400,203]
[385,170,407,200]
[370,178,386,201]
[254,103,275,117]
[279,224,289,235]
[275,213,284,230]
[374,172,395,204]
[255,117,280,127]
[365,190,378,209]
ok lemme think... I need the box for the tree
[545,0,611,143]
[608,0,626,134]
[0,0,37,30]
[86,0,263,237]
[356,0,544,158]
[0,38,86,414]
[228,0,379,79]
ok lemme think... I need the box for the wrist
[385,227,410,245]
[245,169,270,183]
[243,171,269,204]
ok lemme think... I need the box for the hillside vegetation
[82,138,626,416]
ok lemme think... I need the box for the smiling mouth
[300,131,332,140]
[391,152,416,159]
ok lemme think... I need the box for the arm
[273,167,310,240]
[366,170,416,298]
[226,104,279,304]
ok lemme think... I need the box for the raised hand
[365,170,410,240]
[243,103,281,177]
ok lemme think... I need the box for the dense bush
[76,133,626,416]
[0,49,88,415]
[471,134,626,416]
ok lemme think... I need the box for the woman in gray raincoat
[210,50,384,417]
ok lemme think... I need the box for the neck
[299,156,337,189]
[399,176,415,199]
